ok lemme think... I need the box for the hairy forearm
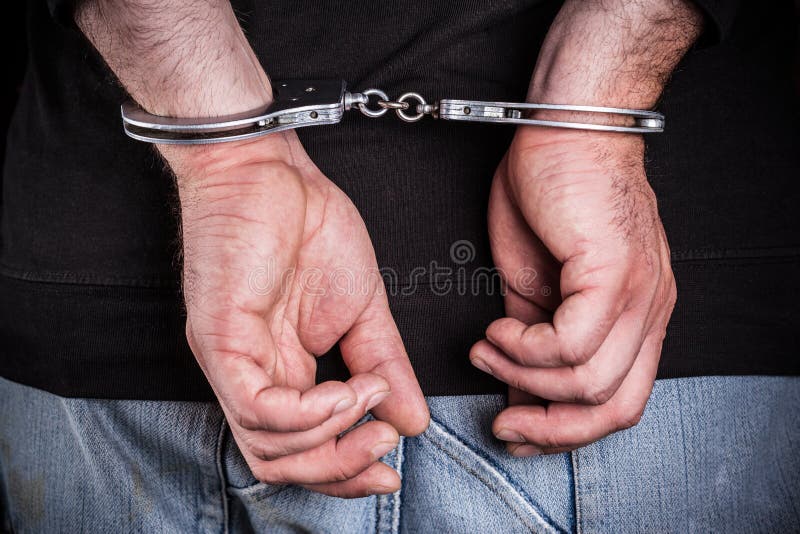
[75,0,271,119]
[75,0,278,182]
[530,0,703,108]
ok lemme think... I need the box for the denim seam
[374,493,381,534]
[374,438,405,534]
[571,451,581,534]
[424,418,562,534]
[676,383,690,532]
[215,418,230,534]
[392,437,405,534]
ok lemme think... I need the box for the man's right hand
[165,132,429,498]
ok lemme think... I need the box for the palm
[176,131,427,493]
[255,155,388,392]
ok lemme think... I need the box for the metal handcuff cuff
[120,80,665,144]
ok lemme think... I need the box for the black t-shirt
[1,0,798,400]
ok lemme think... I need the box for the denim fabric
[1,375,798,533]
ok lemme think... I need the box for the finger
[488,169,560,309]
[472,310,647,405]
[234,373,390,460]
[235,378,362,433]
[249,420,399,486]
[486,252,631,367]
[508,443,574,456]
[188,313,361,433]
[340,291,429,436]
[301,462,401,498]
[502,289,553,331]
[492,329,663,452]
[501,275,552,411]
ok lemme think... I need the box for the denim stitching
[235,482,289,501]
[375,444,398,534]
[220,426,289,501]
[215,418,230,534]
[424,418,562,534]
[676,383,690,533]
[571,451,581,534]
[374,493,381,534]
[428,417,564,532]
[391,437,405,534]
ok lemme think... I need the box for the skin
[470,0,703,455]
[76,0,428,498]
[74,0,703,495]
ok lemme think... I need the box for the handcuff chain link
[351,88,438,123]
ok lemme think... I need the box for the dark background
[2,3,27,173]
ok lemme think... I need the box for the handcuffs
[121,80,665,144]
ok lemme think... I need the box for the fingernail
[371,480,400,494]
[332,397,356,415]
[511,444,543,457]
[365,390,391,412]
[471,357,492,374]
[495,429,526,442]
[370,440,398,460]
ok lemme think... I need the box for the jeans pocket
[218,421,288,500]
[417,417,565,534]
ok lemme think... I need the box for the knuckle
[576,381,615,406]
[561,345,593,366]
[506,373,527,393]
[235,410,262,432]
[559,330,599,367]
[615,407,645,430]
[235,411,255,429]
[248,438,291,462]
[667,279,678,308]
[250,463,285,485]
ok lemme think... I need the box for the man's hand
[169,133,428,497]
[75,0,428,497]
[470,0,702,454]
[471,129,675,454]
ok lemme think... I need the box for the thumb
[339,292,429,436]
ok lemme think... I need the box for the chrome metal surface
[356,89,390,118]
[438,100,665,133]
[395,92,428,122]
[120,80,666,144]
[121,80,347,144]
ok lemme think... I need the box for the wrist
[162,133,294,191]
[511,127,644,171]
[528,0,702,108]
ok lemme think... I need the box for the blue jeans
[1,375,798,533]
